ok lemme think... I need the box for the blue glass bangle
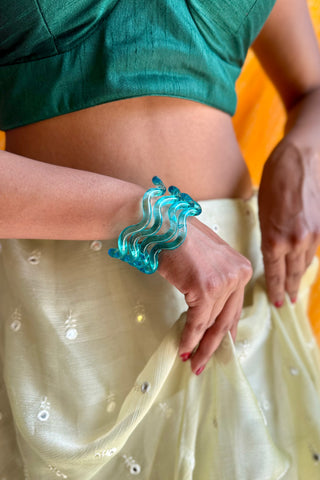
[108,176,202,274]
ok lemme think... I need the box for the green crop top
[0,0,276,131]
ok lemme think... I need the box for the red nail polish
[274,301,283,308]
[180,352,192,362]
[195,366,205,376]
[291,297,297,304]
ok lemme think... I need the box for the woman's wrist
[108,177,202,273]
[284,86,320,152]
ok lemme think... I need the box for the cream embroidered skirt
[0,196,320,480]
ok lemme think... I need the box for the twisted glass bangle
[108,176,202,274]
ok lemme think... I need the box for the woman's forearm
[284,86,320,150]
[0,149,144,239]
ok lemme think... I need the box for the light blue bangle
[108,177,202,274]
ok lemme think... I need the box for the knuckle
[287,271,301,282]
[197,274,219,296]
[186,320,206,334]
[262,235,284,254]
[240,259,253,280]
[290,226,308,245]
[263,254,282,268]
[288,288,298,296]
[226,270,239,286]
[266,273,282,288]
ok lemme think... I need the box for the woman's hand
[158,217,252,375]
[258,140,320,307]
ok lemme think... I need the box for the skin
[253,0,320,309]
[1,0,320,375]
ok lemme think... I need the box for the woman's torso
[5,96,253,201]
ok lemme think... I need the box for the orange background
[0,0,319,341]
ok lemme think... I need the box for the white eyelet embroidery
[158,402,173,419]
[181,446,195,470]
[64,311,78,340]
[313,452,320,463]
[90,240,102,251]
[134,304,146,324]
[106,393,117,413]
[141,381,151,394]
[48,465,68,478]
[123,455,141,475]
[306,339,316,349]
[289,366,299,376]
[28,250,41,265]
[37,396,51,422]
[23,466,30,480]
[236,339,250,362]
[10,308,22,332]
[95,448,117,459]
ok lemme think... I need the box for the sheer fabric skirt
[0,195,320,480]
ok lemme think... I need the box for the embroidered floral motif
[158,402,173,419]
[90,240,102,252]
[64,311,78,340]
[123,454,141,475]
[94,447,117,458]
[94,448,117,459]
[289,366,299,376]
[10,308,22,332]
[141,381,151,394]
[134,303,146,324]
[28,250,41,265]
[24,466,30,480]
[48,465,68,478]
[236,338,250,362]
[37,396,51,422]
[106,393,117,413]
[181,446,195,470]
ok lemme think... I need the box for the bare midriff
[5,96,253,201]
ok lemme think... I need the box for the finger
[190,289,244,374]
[285,251,306,303]
[262,247,286,307]
[306,240,319,268]
[179,289,229,360]
[178,304,213,360]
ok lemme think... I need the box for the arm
[0,149,144,239]
[252,0,320,305]
[0,148,252,374]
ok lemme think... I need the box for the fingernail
[180,352,192,362]
[291,297,297,304]
[195,366,205,376]
[274,301,283,308]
